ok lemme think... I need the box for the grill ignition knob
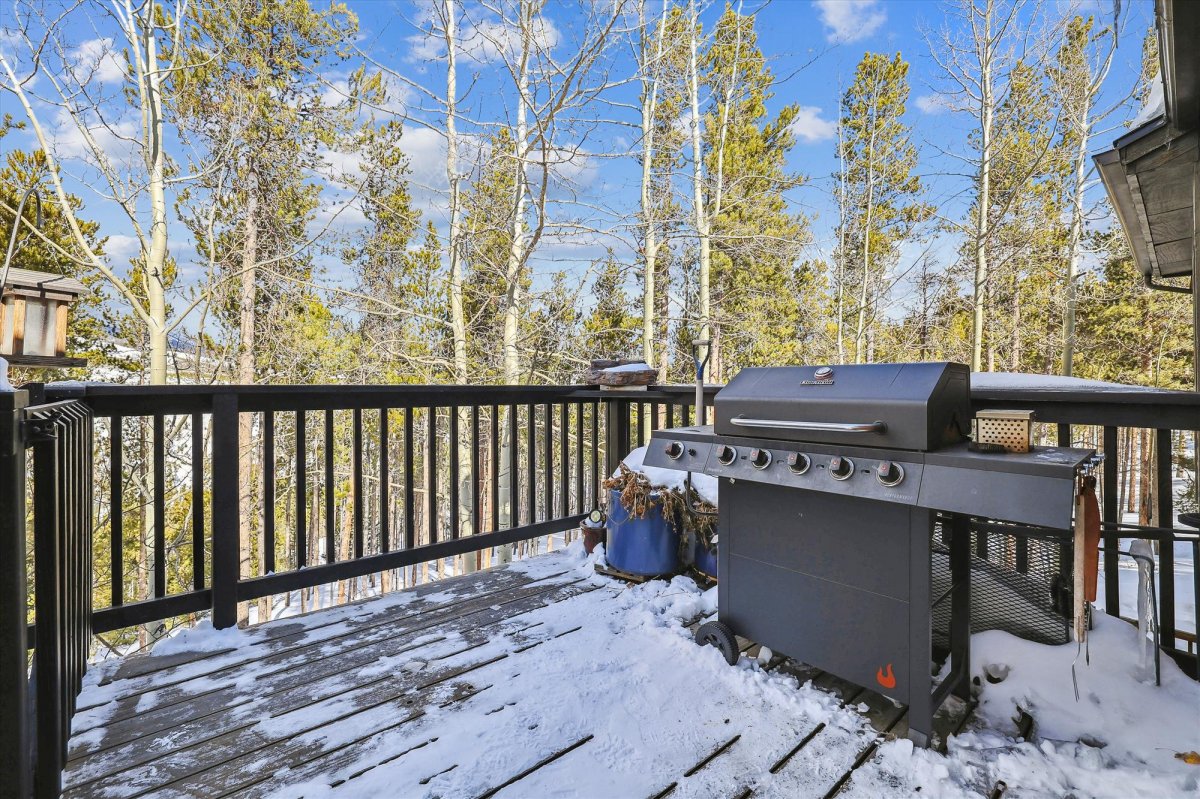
[787,452,811,474]
[829,456,854,481]
[716,444,738,465]
[750,448,772,470]
[876,461,904,487]
[665,441,684,460]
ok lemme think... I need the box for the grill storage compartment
[932,519,1071,647]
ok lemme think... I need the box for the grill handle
[729,417,887,434]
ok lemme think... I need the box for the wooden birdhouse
[0,267,88,368]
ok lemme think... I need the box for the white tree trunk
[688,0,711,373]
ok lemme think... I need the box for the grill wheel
[695,620,739,666]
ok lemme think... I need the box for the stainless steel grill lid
[713,362,971,451]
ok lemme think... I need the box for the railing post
[32,414,62,799]
[604,397,631,478]
[0,386,31,799]
[211,393,240,629]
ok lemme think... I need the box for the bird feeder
[0,267,88,368]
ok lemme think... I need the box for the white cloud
[104,234,139,264]
[915,94,950,115]
[789,106,836,143]
[68,38,127,84]
[813,0,886,44]
[407,9,559,65]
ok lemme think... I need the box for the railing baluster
[491,405,500,534]
[1157,428,1175,648]
[574,402,583,514]
[380,408,390,553]
[191,413,204,590]
[558,403,568,520]
[508,404,518,529]
[1102,426,1119,615]
[353,408,363,559]
[296,411,307,569]
[153,413,166,599]
[450,406,460,540]
[324,409,335,564]
[427,407,438,546]
[404,408,415,550]
[264,411,275,574]
[530,400,540,525]
[590,401,599,508]
[543,403,552,524]
[471,405,480,539]
[111,416,123,605]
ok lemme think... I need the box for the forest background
[1,0,1194,633]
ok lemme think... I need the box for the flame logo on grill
[876,663,896,690]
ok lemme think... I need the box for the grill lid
[714,362,971,451]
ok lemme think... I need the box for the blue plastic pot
[605,489,680,576]
[693,539,718,578]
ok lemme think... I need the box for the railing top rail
[972,384,1200,407]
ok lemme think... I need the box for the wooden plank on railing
[574,403,583,515]
[558,403,568,520]
[491,405,499,534]
[353,408,363,559]
[471,405,481,539]
[526,403,535,527]
[543,403,553,524]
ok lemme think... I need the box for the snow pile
[969,612,1200,773]
[972,372,1174,393]
[149,620,247,657]
[619,445,719,506]
[1132,74,1165,129]
[602,362,654,373]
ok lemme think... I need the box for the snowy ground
[70,545,1200,799]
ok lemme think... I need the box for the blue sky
[2,0,1157,332]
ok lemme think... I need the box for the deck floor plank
[64,561,972,799]
[69,571,574,743]
[64,575,602,798]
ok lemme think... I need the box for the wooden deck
[63,557,972,799]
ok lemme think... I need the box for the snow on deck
[65,547,1199,798]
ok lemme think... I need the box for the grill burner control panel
[647,429,924,506]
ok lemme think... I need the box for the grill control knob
[876,461,904,487]
[665,441,684,460]
[750,448,772,470]
[787,452,811,474]
[829,456,854,481]
[716,444,738,465]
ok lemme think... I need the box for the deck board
[64,558,976,799]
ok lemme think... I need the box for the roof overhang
[1093,0,1198,289]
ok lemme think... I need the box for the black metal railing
[1,376,1196,798]
[0,395,94,797]
[970,381,1200,677]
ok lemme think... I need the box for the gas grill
[644,362,1095,745]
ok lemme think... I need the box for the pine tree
[700,4,807,377]
[584,256,638,358]
[835,52,930,364]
